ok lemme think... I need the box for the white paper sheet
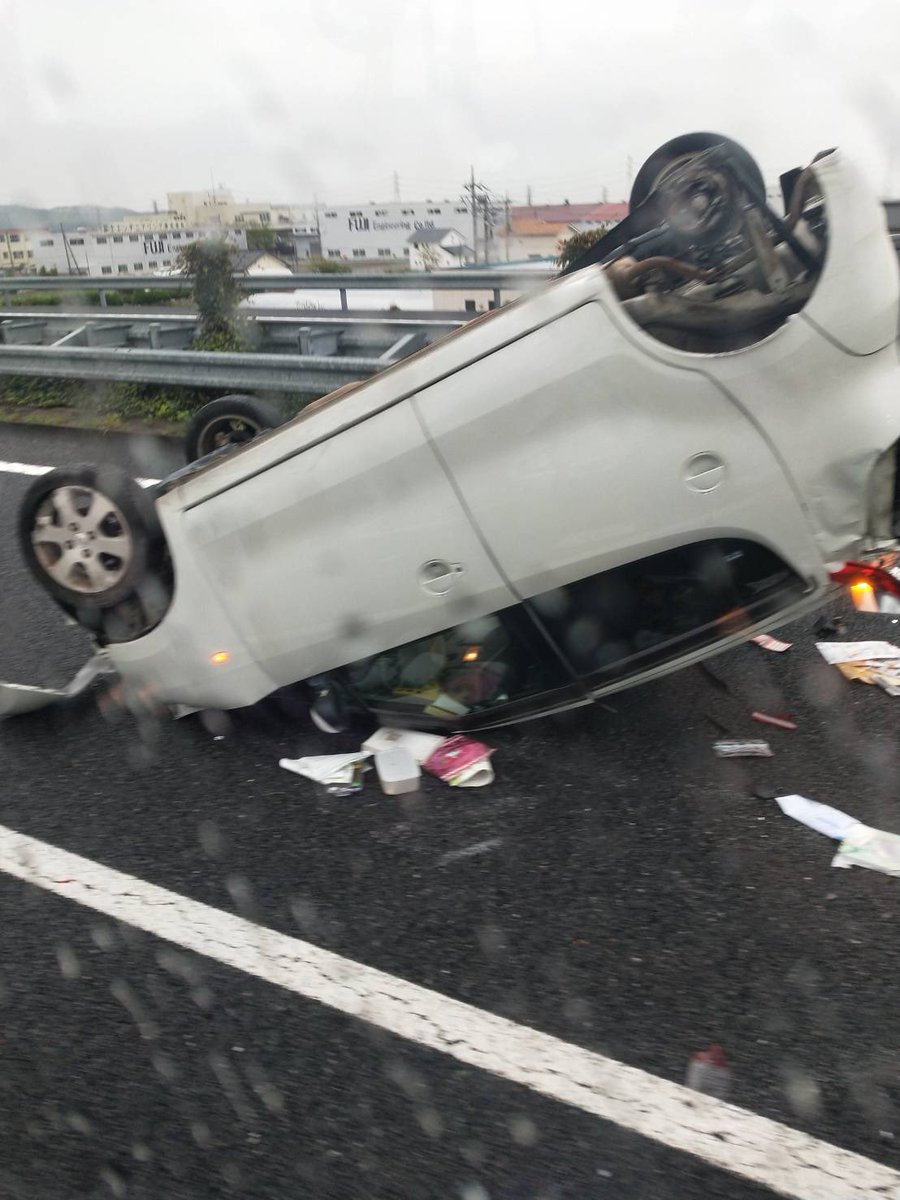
[815,641,900,665]
[776,795,859,840]
[279,752,371,783]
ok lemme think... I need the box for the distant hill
[0,205,138,232]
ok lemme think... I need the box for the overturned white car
[9,133,900,730]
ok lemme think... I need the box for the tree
[177,239,242,351]
[246,226,277,252]
[416,242,443,271]
[556,224,611,272]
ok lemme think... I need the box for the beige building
[0,229,34,272]
[101,191,317,238]
[166,190,315,233]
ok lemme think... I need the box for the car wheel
[19,464,167,628]
[185,394,284,463]
[630,132,766,210]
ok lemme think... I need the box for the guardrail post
[99,290,108,309]
[339,287,348,312]
[491,288,502,309]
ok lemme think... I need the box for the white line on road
[0,822,894,1200]
[0,460,160,487]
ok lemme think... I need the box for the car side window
[527,539,808,680]
[344,607,574,722]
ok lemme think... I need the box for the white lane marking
[0,824,894,1198]
[0,460,159,487]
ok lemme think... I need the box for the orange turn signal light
[210,650,231,665]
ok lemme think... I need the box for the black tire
[185,394,284,463]
[630,132,766,210]
[19,464,166,626]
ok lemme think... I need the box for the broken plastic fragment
[751,711,797,731]
[0,654,117,718]
[685,1045,732,1099]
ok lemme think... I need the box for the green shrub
[9,292,63,307]
[306,256,352,274]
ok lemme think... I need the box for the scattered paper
[835,660,900,696]
[751,634,792,652]
[279,752,371,784]
[832,823,900,876]
[776,795,859,840]
[816,641,900,696]
[815,641,900,665]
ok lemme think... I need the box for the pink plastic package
[423,735,495,787]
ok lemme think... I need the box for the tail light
[829,560,900,611]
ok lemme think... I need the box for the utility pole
[504,193,510,262]
[60,223,75,275]
[468,165,477,264]
[313,193,322,258]
[393,171,400,202]
[526,184,532,207]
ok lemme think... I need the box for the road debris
[815,641,900,696]
[751,634,792,652]
[424,735,495,787]
[362,728,446,763]
[815,641,900,665]
[685,1045,732,1099]
[713,739,773,758]
[833,825,900,876]
[278,753,371,790]
[374,748,421,795]
[777,794,900,877]
[775,795,858,840]
[751,711,797,731]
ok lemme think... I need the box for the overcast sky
[2,0,900,211]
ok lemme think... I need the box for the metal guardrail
[0,269,554,311]
[0,344,385,395]
[0,270,554,397]
[0,269,553,292]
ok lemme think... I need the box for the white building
[28,225,246,276]
[318,200,472,262]
[407,227,473,270]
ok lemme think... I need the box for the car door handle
[418,560,463,595]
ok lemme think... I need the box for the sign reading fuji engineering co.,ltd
[348,216,436,234]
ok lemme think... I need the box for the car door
[178,398,565,696]
[412,299,824,687]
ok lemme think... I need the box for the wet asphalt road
[2,422,900,1199]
